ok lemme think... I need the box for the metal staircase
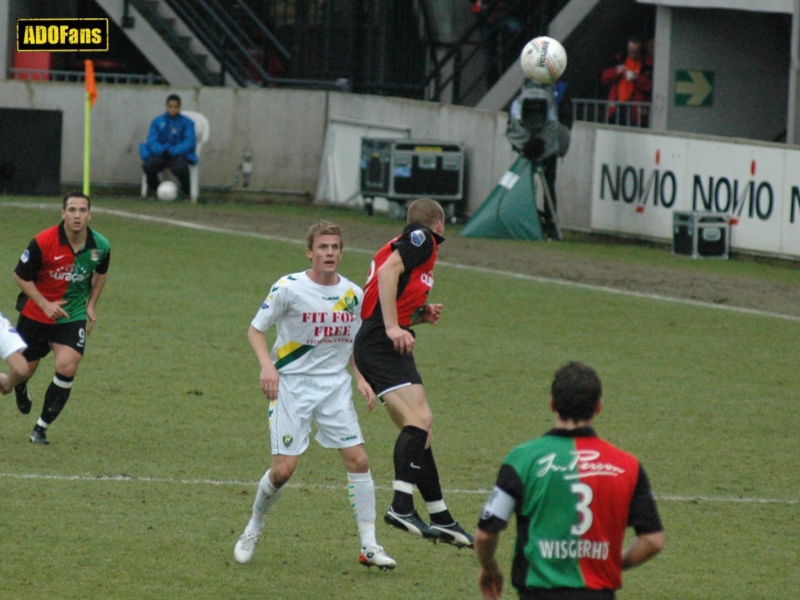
[157,0,294,87]
[425,0,571,107]
[130,0,222,85]
[97,0,292,87]
[95,0,647,112]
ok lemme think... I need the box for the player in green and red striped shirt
[12,191,111,445]
[476,362,664,600]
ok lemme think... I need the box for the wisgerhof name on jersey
[538,539,610,560]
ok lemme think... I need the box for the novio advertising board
[591,129,800,258]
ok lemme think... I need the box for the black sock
[392,425,427,514]
[41,373,74,425]
[417,447,454,525]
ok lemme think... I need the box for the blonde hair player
[233,220,396,570]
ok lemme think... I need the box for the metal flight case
[360,138,465,220]
[672,211,730,259]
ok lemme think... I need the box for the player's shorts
[353,318,423,398]
[0,313,27,360]
[15,315,87,361]
[269,370,365,456]
[519,588,615,600]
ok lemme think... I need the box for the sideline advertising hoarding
[592,129,800,258]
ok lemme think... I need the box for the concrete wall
[667,8,790,141]
[0,79,518,214]
[324,93,513,211]
[0,80,329,193]
[557,122,595,230]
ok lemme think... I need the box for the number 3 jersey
[251,271,363,375]
[15,222,111,325]
[478,427,663,593]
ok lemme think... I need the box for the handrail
[129,0,218,85]
[8,68,166,85]
[201,0,276,82]
[422,0,567,105]
[166,0,242,85]
[78,0,574,100]
[168,0,342,89]
[572,98,652,128]
[421,0,503,99]
[169,0,283,86]
[231,0,290,61]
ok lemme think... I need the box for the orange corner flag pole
[83,60,98,195]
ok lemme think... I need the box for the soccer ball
[156,180,179,202]
[520,36,568,84]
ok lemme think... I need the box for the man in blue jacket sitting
[140,94,197,200]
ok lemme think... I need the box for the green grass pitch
[0,199,797,599]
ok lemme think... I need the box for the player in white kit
[0,310,29,395]
[233,221,396,570]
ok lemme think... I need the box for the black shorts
[353,318,422,398]
[15,315,87,361]
[519,588,614,600]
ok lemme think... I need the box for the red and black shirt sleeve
[392,224,438,273]
[628,464,663,535]
[14,237,42,282]
[14,238,42,313]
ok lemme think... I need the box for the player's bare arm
[411,303,442,326]
[475,528,504,600]
[248,325,279,400]
[14,273,69,320]
[350,356,376,412]
[86,272,108,335]
[622,530,665,569]
[377,250,415,355]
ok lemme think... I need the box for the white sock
[37,418,48,429]
[247,469,283,533]
[348,471,377,548]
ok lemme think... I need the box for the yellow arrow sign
[675,70,713,106]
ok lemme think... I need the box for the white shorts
[269,371,365,456]
[0,313,26,361]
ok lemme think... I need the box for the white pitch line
[0,472,796,506]
[5,204,796,507]
[437,261,800,322]
[4,202,799,323]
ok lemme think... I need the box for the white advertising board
[685,141,785,254]
[592,130,688,239]
[780,152,800,257]
[592,129,800,258]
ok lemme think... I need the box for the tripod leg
[537,166,563,241]
[528,159,546,223]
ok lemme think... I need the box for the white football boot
[359,545,397,570]
[234,528,261,564]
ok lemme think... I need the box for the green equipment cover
[460,157,544,241]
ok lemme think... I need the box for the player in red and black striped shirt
[354,198,473,549]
